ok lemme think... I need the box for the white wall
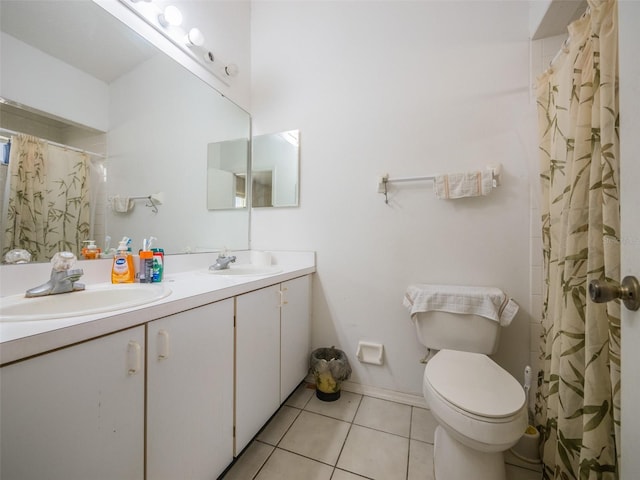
[0,32,109,132]
[250,1,537,395]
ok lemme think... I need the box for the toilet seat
[425,349,525,418]
[423,349,527,452]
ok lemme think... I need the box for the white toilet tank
[413,311,501,355]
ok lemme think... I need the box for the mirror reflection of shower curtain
[2,134,91,262]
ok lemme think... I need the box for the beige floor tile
[279,410,351,465]
[337,425,409,480]
[353,396,411,437]
[331,468,370,480]
[304,391,362,422]
[285,383,315,409]
[407,439,434,480]
[410,407,438,444]
[255,449,334,480]
[222,441,274,480]
[257,406,301,446]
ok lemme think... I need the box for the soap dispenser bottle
[111,237,135,283]
[81,240,101,260]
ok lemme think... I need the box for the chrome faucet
[26,252,85,297]
[209,253,237,271]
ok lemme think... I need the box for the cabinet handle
[127,341,142,375]
[279,288,288,307]
[157,329,170,360]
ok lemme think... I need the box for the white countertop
[0,251,315,365]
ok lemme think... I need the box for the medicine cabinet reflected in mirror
[207,139,249,210]
[252,130,299,208]
[0,0,251,262]
[206,130,300,210]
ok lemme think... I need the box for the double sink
[1,264,282,322]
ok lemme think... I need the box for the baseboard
[340,380,428,408]
[303,374,428,408]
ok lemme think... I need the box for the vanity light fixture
[185,28,205,47]
[119,0,236,86]
[158,5,182,28]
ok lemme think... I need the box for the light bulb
[185,28,205,47]
[158,5,182,27]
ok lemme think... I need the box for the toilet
[405,284,527,480]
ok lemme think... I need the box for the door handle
[588,276,640,311]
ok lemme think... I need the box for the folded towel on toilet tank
[403,284,519,327]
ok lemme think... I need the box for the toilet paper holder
[356,341,384,365]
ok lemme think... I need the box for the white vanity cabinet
[0,262,315,479]
[0,326,145,480]
[235,275,311,454]
[146,299,234,480]
[280,275,312,402]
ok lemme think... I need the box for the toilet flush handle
[588,276,640,311]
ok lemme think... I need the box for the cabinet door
[280,275,312,402]
[0,326,145,480]
[235,285,281,454]
[147,299,234,480]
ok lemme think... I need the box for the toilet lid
[425,349,525,418]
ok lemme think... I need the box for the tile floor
[221,383,543,480]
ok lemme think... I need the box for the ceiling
[0,0,157,83]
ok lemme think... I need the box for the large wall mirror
[0,0,250,263]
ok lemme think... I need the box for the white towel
[434,169,493,199]
[111,195,133,213]
[403,284,519,327]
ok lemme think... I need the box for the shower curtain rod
[0,127,106,159]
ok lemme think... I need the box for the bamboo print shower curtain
[3,134,91,262]
[535,0,620,478]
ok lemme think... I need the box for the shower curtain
[535,0,619,479]
[3,134,91,262]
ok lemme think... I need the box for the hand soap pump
[111,237,135,283]
[81,240,101,260]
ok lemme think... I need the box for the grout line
[406,407,415,479]
[331,393,364,471]
[250,440,276,480]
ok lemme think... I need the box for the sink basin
[208,264,283,276]
[0,284,172,322]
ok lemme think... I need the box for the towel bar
[377,164,501,204]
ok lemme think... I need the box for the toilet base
[434,426,507,480]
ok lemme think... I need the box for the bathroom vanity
[0,251,314,480]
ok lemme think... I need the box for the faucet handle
[51,252,77,271]
[4,249,32,264]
